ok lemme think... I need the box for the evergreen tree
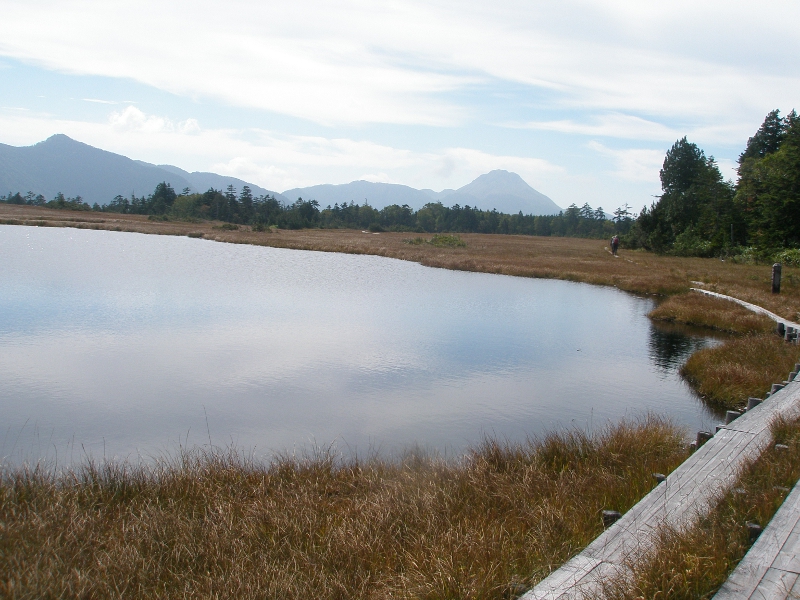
[149,182,177,214]
[735,110,800,248]
[239,185,254,223]
[739,109,786,166]
[225,185,239,222]
[636,138,735,254]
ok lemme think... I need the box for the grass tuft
[649,292,774,335]
[681,335,800,410]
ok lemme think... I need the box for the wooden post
[697,431,713,447]
[602,510,622,527]
[747,522,763,542]
[773,263,782,294]
[747,398,763,410]
[725,410,742,424]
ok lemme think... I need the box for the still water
[1,226,720,464]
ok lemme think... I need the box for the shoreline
[5,203,800,307]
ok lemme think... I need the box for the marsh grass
[0,417,687,599]
[681,335,800,410]
[649,292,774,335]
[603,415,800,600]
[428,234,466,248]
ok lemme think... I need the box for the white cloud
[177,119,200,134]
[108,106,201,136]
[109,106,169,133]
[588,141,665,183]
[508,114,680,142]
[0,1,797,130]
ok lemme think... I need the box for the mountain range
[0,135,562,215]
[0,135,290,205]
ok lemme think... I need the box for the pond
[0,225,721,464]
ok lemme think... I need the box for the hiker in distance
[611,235,619,256]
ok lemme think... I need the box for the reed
[0,417,687,599]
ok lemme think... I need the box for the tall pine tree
[735,110,800,248]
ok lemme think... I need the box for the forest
[2,109,798,255]
[626,109,800,258]
[1,181,630,239]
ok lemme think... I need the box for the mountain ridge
[0,135,288,205]
[283,170,562,214]
[0,135,562,215]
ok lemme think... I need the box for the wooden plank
[523,557,630,600]
[716,482,800,599]
[526,381,800,599]
[773,529,800,574]
[747,568,797,600]
[524,555,602,600]
[789,574,800,597]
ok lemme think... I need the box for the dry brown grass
[649,292,775,335]
[0,418,687,599]
[6,204,800,316]
[604,415,800,600]
[681,335,800,410]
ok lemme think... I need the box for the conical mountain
[445,170,561,215]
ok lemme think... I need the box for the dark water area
[0,225,722,465]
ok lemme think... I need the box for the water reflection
[648,321,727,373]
[0,225,722,464]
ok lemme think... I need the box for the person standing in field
[611,235,619,256]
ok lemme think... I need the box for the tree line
[626,108,800,257]
[2,183,635,239]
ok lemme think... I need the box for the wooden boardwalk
[523,379,800,600]
[714,479,800,599]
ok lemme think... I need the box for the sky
[1,1,798,212]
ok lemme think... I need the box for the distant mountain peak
[283,170,561,215]
[459,170,539,195]
[443,170,561,215]
[40,133,80,146]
